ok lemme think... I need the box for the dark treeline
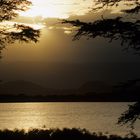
[0,92,139,102]
[0,128,139,140]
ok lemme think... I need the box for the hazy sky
[0,0,140,88]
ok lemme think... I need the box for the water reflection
[0,102,139,136]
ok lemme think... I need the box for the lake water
[0,102,139,136]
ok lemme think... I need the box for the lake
[0,102,139,136]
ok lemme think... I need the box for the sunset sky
[0,0,140,88]
[20,0,94,18]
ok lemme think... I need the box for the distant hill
[0,80,47,95]
[78,81,112,94]
[0,80,77,96]
[0,80,113,96]
[0,80,139,102]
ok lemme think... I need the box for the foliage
[0,128,139,140]
[62,0,140,53]
[62,18,140,52]
[0,0,40,57]
[118,102,140,127]
[93,0,140,14]
[0,0,31,22]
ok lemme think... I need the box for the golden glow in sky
[19,0,94,19]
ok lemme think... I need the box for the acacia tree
[63,0,140,53]
[0,0,40,58]
[63,0,140,127]
[118,102,140,127]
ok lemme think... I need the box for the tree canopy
[0,0,40,58]
[93,0,140,13]
[63,0,140,54]
[118,102,140,128]
[0,0,31,21]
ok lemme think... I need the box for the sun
[20,5,69,19]
[19,0,72,19]
[19,0,94,19]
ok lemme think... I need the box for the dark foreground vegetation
[0,128,139,140]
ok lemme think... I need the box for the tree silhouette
[0,0,40,58]
[63,0,140,128]
[93,0,140,13]
[0,0,31,21]
[62,0,140,53]
[62,18,140,53]
[118,102,140,128]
